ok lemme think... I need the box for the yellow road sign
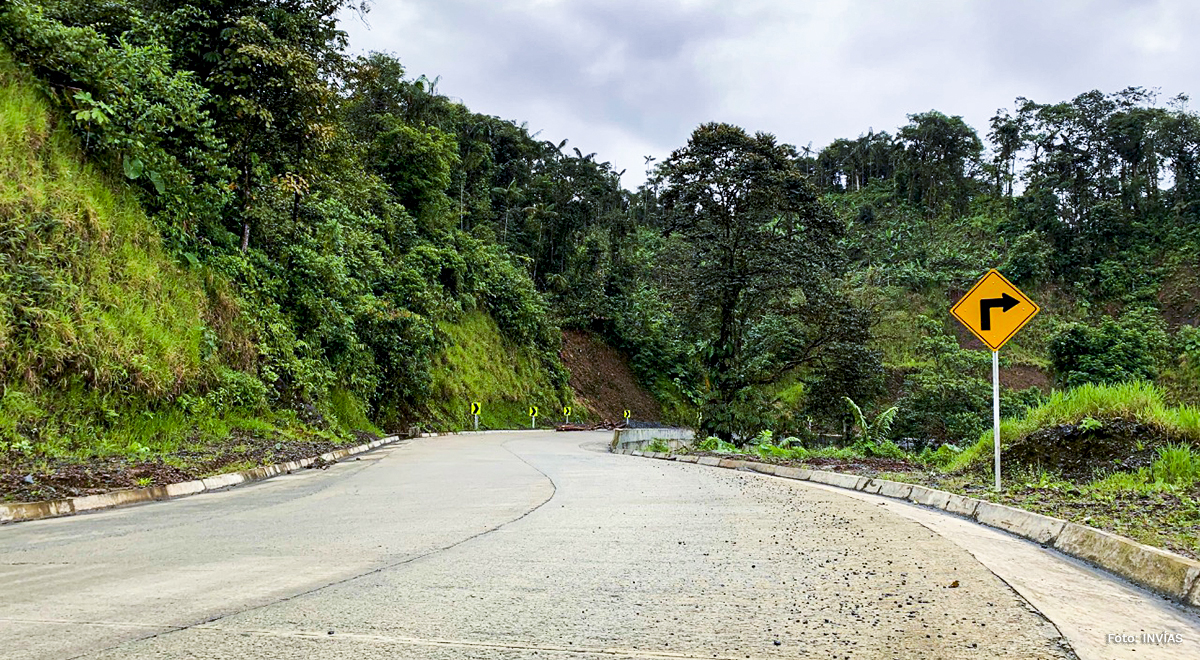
[623,409,631,420]
[471,402,481,415]
[951,269,1039,351]
[529,405,539,417]
[563,406,572,416]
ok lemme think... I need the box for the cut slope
[426,311,568,430]
[0,49,225,400]
[560,329,662,424]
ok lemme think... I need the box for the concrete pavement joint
[63,434,562,660]
[616,444,1200,610]
[0,436,405,525]
[0,617,174,631]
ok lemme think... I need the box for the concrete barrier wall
[611,428,695,452]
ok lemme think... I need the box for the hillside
[560,330,662,424]
[5,0,1200,537]
[0,15,574,499]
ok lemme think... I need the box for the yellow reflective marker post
[563,405,572,425]
[529,405,539,429]
[623,409,631,425]
[470,401,481,431]
[951,269,1040,492]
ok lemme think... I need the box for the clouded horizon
[338,0,1199,189]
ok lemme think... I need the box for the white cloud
[340,0,1200,188]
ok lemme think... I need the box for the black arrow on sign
[980,293,1020,331]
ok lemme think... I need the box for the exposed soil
[1004,364,1052,392]
[0,428,377,503]
[1001,418,1174,481]
[1158,263,1200,329]
[560,329,662,424]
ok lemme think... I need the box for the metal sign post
[992,350,1001,492]
[471,402,481,431]
[563,406,572,425]
[529,405,538,429]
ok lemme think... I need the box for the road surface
[1,430,1197,659]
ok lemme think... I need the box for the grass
[0,49,218,399]
[426,311,571,430]
[0,46,230,458]
[947,381,1200,473]
[0,46,377,488]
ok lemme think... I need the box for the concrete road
[0,431,1196,659]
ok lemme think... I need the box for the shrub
[205,368,268,414]
[697,436,739,453]
[918,443,962,468]
[645,438,671,453]
[1049,310,1168,388]
[0,2,231,235]
[891,334,992,445]
[1003,230,1054,283]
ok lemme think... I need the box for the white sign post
[992,350,1001,492]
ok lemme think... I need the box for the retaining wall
[610,427,695,453]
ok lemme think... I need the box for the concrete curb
[0,435,402,525]
[614,446,1200,609]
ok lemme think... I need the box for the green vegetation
[5,0,1200,538]
[0,0,580,491]
[426,312,569,430]
[947,381,1200,474]
[645,439,672,453]
[0,46,312,463]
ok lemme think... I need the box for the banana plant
[843,396,898,445]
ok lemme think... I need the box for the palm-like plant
[843,397,899,445]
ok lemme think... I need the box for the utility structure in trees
[658,123,857,441]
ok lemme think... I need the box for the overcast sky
[339,0,1198,189]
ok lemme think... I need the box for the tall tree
[895,110,983,216]
[658,123,852,439]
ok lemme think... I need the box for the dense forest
[2,0,1200,484]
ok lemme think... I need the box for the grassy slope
[0,48,234,452]
[0,49,374,490]
[425,311,571,431]
[0,52,211,401]
[0,48,578,500]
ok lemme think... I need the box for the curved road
[1,431,1196,659]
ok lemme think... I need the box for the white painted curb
[0,435,402,524]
